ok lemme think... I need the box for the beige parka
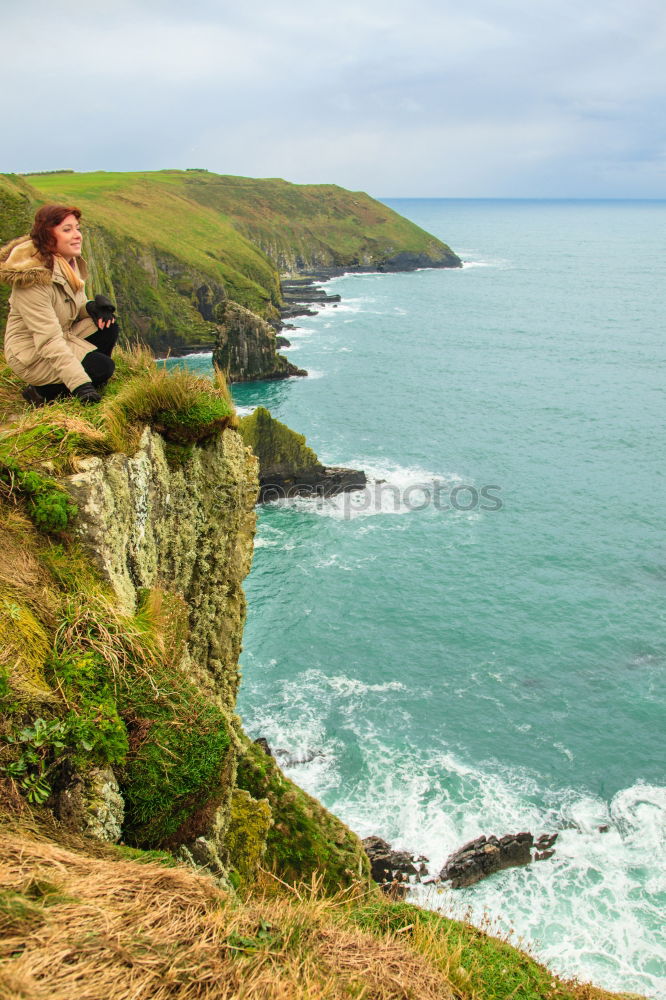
[0,236,97,391]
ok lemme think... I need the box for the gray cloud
[3,0,665,195]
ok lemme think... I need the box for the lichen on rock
[54,766,125,843]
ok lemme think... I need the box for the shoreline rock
[238,407,366,504]
[258,465,367,503]
[212,301,307,381]
[363,836,429,898]
[440,831,558,888]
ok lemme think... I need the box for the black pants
[37,321,119,401]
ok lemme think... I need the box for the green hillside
[21,169,460,273]
[11,171,281,315]
[157,170,461,271]
[0,169,460,357]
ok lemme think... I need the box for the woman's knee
[85,319,119,356]
[82,349,115,385]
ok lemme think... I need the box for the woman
[0,204,118,406]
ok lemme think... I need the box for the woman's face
[52,214,82,259]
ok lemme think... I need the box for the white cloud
[3,0,666,195]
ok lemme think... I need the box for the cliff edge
[0,348,367,889]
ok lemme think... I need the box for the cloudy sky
[4,0,665,196]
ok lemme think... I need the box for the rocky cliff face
[64,425,257,709]
[212,301,306,382]
[0,368,369,889]
[83,226,230,358]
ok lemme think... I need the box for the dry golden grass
[212,363,239,428]
[0,354,25,424]
[0,506,54,605]
[0,827,457,1000]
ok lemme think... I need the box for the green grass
[171,171,461,267]
[344,896,601,1000]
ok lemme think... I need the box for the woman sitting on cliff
[0,204,118,406]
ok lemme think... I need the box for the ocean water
[172,200,666,998]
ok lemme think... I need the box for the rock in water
[362,835,427,896]
[238,407,366,502]
[440,832,535,888]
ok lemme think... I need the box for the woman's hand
[86,294,116,327]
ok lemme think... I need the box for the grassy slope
[0,820,638,1000]
[169,170,460,266]
[16,171,281,315]
[18,168,459,278]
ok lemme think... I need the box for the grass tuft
[102,363,235,451]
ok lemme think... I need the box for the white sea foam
[253,537,279,548]
[162,350,213,361]
[267,461,468,521]
[327,675,406,696]
[235,405,256,417]
[285,330,312,339]
[325,299,370,314]
[242,660,666,998]
[325,271,386,281]
[461,258,512,270]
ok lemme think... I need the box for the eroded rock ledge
[213,301,306,382]
[238,406,366,502]
[362,831,559,893]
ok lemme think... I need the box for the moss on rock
[238,406,320,480]
[225,788,272,886]
[118,664,233,848]
[235,737,371,892]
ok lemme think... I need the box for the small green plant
[4,717,69,804]
[48,651,129,769]
[0,457,77,532]
[226,920,283,957]
[0,666,11,702]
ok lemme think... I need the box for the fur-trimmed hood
[0,236,52,288]
[0,236,89,288]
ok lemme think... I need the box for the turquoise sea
[173,200,666,998]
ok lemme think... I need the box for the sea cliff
[0,352,367,886]
[0,356,639,999]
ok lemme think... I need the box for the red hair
[30,204,82,266]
